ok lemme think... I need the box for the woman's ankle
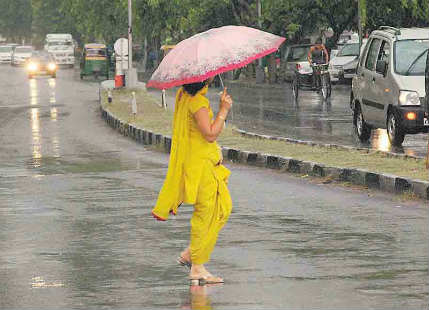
[191,264,206,274]
[181,247,191,260]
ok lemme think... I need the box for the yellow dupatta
[152,86,209,220]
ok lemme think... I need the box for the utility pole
[255,0,265,84]
[128,0,132,72]
[357,0,362,53]
[127,0,137,88]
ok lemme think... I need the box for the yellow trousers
[190,162,232,265]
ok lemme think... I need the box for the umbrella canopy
[147,25,285,89]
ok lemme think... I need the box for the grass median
[102,88,429,182]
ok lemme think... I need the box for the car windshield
[48,41,72,46]
[32,55,52,62]
[87,48,106,56]
[395,39,429,76]
[0,46,12,52]
[15,47,32,53]
[337,43,360,57]
[288,46,310,62]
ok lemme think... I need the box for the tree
[0,0,32,43]
[365,0,429,31]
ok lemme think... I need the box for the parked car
[26,51,57,79]
[337,31,359,48]
[282,44,315,82]
[351,26,429,146]
[0,45,13,64]
[12,46,33,66]
[329,39,367,83]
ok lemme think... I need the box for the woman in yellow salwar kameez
[152,78,233,284]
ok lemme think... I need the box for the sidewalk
[99,82,428,200]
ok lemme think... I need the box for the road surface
[0,66,427,309]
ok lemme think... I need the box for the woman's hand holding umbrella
[219,87,233,120]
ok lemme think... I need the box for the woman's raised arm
[194,88,233,143]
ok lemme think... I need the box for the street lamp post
[127,0,137,88]
[255,0,265,84]
[357,0,362,53]
[128,0,132,72]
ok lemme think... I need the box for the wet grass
[102,88,429,182]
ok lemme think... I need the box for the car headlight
[48,63,56,71]
[28,62,38,71]
[399,91,420,106]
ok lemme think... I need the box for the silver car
[12,46,33,66]
[283,44,315,82]
[329,40,367,82]
[0,45,13,64]
[351,26,429,146]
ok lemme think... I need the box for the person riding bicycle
[308,44,329,89]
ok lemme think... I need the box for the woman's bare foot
[180,247,191,263]
[190,264,223,283]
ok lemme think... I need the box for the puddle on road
[26,156,135,175]
[25,152,164,176]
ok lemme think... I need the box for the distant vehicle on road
[283,44,316,82]
[337,31,359,48]
[26,51,57,79]
[329,39,367,83]
[351,26,429,146]
[11,46,33,66]
[0,45,13,64]
[44,33,75,67]
[80,43,110,80]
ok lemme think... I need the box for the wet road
[0,65,428,309]
[152,83,428,158]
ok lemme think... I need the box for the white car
[0,45,13,64]
[12,46,33,66]
[329,40,367,82]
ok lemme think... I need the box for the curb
[232,129,426,161]
[99,84,429,201]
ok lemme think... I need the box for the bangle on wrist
[218,114,226,120]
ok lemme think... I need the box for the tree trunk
[268,54,277,84]
[141,37,147,72]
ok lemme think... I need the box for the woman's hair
[183,80,207,96]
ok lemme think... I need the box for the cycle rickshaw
[292,44,332,101]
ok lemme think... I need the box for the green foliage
[0,0,428,48]
[0,0,32,42]
[366,0,429,30]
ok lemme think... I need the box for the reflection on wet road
[151,83,428,158]
[0,66,427,309]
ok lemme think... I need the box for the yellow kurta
[152,86,232,264]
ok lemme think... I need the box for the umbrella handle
[219,74,225,89]
[218,74,234,125]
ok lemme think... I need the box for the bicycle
[292,62,332,101]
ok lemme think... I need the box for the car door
[359,38,382,125]
[372,40,393,127]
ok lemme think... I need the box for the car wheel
[387,111,405,146]
[354,105,371,142]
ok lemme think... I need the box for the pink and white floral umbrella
[147,25,286,89]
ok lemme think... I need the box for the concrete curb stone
[232,128,424,161]
[98,83,429,201]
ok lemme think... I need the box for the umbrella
[147,25,285,89]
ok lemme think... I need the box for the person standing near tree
[152,78,233,284]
